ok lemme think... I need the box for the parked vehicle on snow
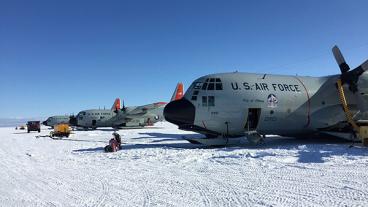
[27,121,41,133]
[50,124,71,138]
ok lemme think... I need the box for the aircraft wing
[125,102,166,116]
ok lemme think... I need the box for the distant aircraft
[76,83,184,129]
[42,98,121,128]
[164,46,368,146]
[42,115,76,127]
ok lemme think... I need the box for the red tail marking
[154,102,168,106]
[171,83,184,101]
[111,98,121,110]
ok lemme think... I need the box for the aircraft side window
[215,78,221,82]
[202,96,207,107]
[209,78,215,82]
[193,91,199,95]
[79,116,83,120]
[208,96,215,106]
[191,96,197,101]
[194,82,203,89]
[216,83,223,90]
[207,83,215,90]
[201,83,207,90]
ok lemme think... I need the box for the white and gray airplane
[76,83,184,129]
[43,115,76,127]
[164,46,368,146]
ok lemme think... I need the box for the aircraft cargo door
[92,120,97,127]
[245,108,261,131]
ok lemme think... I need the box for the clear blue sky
[1,0,368,118]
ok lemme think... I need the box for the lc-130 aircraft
[164,46,368,146]
[43,115,76,127]
[42,99,123,127]
[76,83,184,129]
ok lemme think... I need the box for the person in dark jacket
[113,132,122,149]
[104,132,122,152]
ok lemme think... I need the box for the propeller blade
[332,45,350,73]
[351,59,368,76]
[343,59,368,93]
[121,100,126,111]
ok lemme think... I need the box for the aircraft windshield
[201,78,223,90]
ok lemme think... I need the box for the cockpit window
[201,83,208,90]
[201,78,223,90]
[207,83,214,90]
[193,82,203,89]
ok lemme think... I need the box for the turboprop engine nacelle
[357,72,368,94]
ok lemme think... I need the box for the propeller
[122,100,127,112]
[333,45,368,121]
[332,45,368,93]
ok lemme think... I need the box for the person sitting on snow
[113,132,122,150]
[104,132,122,152]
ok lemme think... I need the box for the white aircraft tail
[170,83,184,101]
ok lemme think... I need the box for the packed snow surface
[1,122,368,206]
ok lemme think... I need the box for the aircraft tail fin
[111,98,121,110]
[170,83,184,102]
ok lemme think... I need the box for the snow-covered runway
[1,122,368,206]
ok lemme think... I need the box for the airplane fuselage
[165,72,368,138]
[76,107,165,129]
[43,115,73,127]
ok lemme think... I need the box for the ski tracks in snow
[2,124,368,206]
[142,187,151,207]
[92,178,109,207]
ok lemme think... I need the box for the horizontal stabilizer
[126,102,166,116]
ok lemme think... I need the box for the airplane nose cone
[69,116,77,126]
[164,98,195,126]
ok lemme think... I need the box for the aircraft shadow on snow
[72,132,368,162]
[215,136,368,164]
[134,132,197,143]
[73,127,165,132]
[72,143,199,154]
[72,132,206,153]
[56,138,107,143]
